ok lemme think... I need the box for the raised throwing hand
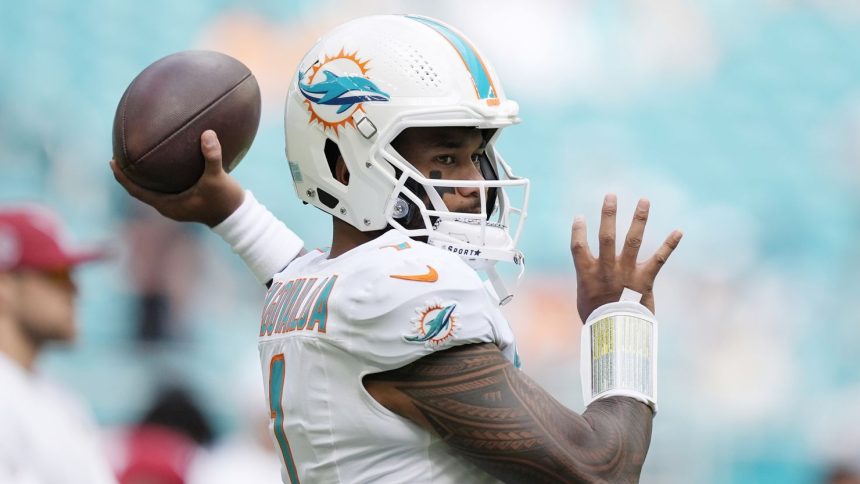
[570,194,683,321]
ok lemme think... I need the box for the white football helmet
[284,14,530,303]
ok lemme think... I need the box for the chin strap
[426,218,524,306]
[481,255,524,306]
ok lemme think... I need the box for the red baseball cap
[0,205,109,272]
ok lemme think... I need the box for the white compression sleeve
[211,190,304,285]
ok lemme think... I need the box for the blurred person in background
[826,465,860,484]
[113,385,214,484]
[112,14,682,484]
[121,201,203,344]
[0,206,116,484]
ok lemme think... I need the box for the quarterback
[112,14,682,484]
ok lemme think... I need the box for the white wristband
[212,190,304,284]
[580,298,658,413]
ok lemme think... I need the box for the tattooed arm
[365,197,682,483]
[364,343,652,484]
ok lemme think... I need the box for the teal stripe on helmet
[407,15,497,100]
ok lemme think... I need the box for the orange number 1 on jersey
[269,354,301,483]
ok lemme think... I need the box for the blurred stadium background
[3,0,860,482]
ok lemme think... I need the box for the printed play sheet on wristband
[590,315,654,399]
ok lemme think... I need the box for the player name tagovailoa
[259,275,338,337]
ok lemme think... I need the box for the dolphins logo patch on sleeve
[404,300,458,348]
[298,49,390,135]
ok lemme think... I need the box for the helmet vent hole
[389,40,441,88]
[317,189,339,210]
[410,52,438,87]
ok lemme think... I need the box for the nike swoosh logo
[390,265,438,283]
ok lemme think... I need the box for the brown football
[112,50,261,193]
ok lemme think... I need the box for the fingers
[201,130,224,175]
[598,193,617,266]
[620,199,650,268]
[639,291,655,314]
[570,215,593,271]
[644,229,683,277]
[109,159,154,203]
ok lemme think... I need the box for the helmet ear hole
[325,139,349,186]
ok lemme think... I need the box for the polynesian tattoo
[365,343,653,484]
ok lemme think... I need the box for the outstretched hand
[110,130,245,227]
[570,194,682,320]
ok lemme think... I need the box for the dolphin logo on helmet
[299,70,390,114]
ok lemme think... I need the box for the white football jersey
[257,230,519,484]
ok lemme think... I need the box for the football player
[112,14,682,483]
